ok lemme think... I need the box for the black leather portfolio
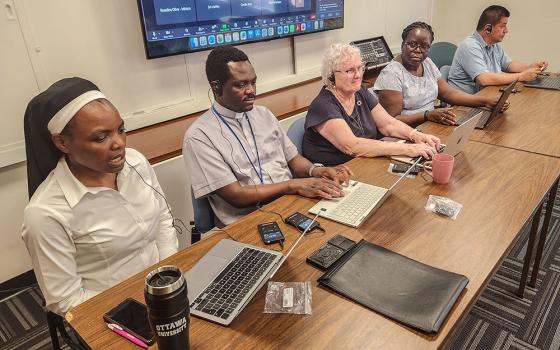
[318,240,468,333]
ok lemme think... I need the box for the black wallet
[307,235,356,269]
[318,240,469,334]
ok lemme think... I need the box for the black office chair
[190,189,216,244]
[24,132,89,350]
[46,310,89,350]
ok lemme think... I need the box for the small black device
[500,87,521,93]
[285,212,323,233]
[103,298,155,345]
[350,36,393,72]
[257,221,285,248]
[307,235,356,270]
[392,163,419,175]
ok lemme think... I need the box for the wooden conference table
[472,81,560,293]
[469,79,560,158]
[422,80,560,296]
[67,136,560,348]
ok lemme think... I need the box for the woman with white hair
[302,43,441,166]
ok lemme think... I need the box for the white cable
[268,208,326,279]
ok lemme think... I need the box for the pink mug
[424,154,454,184]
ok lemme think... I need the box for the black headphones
[211,80,223,96]
[485,24,493,34]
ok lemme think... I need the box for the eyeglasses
[404,41,431,52]
[335,64,366,77]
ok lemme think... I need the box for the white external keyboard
[309,181,388,228]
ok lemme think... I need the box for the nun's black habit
[24,77,101,198]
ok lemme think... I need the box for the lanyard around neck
[211,105,264,184]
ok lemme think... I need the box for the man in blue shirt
[448,5,548,94]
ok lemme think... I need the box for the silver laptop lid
[443,111,483,156]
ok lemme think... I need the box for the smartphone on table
[257,221,285,248]
[285,212,323,233]
[103,298,155,345]
[392,163,419,175]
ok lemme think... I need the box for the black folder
[318,240,468,333]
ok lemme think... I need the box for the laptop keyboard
[525,76,560,90]
[455,108,490,126]
[320,183,387,227]
[191,247,276,320]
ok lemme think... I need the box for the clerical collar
[213,101,246,120]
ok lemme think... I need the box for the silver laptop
[185,235,302,326]
[308,160,417,228]
[454,79,517,129]
[391,111,483,167]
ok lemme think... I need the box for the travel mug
[145,266,189,350]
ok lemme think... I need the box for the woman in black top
[302,43,441,166]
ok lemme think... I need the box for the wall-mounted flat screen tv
[137,0,344,59]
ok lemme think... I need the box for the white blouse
[373,57,442,115]
[22,148,178,314]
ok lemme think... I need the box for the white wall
[0,0,434,283]
[0,164,32,283]
[432,0,559,70]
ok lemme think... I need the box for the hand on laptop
[313,165,353,186]
[288,178,344,200]
[483,96,510,112]
[531,60,548,72]
[519,66,541,82]
[404,143,437,160]
[411,131,441,150]
[426,108,457,125]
